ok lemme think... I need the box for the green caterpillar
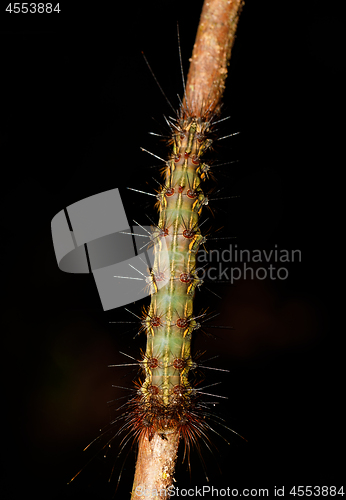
[124,113,215,447]
[63,2,244,493]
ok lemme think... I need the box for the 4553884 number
[5,3,60,13]
[289,486,344,496]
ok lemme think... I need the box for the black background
[1,1,344,499]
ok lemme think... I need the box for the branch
[131,431,180,499]
[185,0,244,117]
[130,2,243,499]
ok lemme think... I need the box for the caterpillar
[124,2,244,496]
[123,111,216,483]
[59,1,244,497]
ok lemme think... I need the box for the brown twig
[130,2,243,499]
[130,431,180,499]
[185,0,244,117]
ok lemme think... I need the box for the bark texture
[185,0,244,117]
[131,432,180,499]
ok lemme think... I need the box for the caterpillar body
[66,1,244,496]
[124,114,213,446]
